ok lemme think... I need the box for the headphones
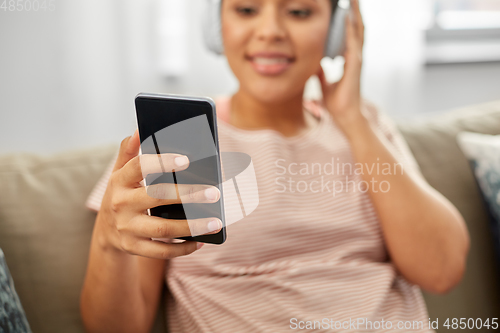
[202,0,351,59]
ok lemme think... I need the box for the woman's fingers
[339,16,357,85]
[122,238,200,260]
[117,153,190,186]
[351,0,364,43]
[318,1,364,120]
[129,183,221,211]
[128,215,223,238]
[341,9,363,87]
[316,64,328,95]
[113,129,140,173]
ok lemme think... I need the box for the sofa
[1,100,499,333]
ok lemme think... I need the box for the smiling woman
[222,0,332,105]
[80,0,469,332]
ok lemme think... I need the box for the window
[425,0,500,64]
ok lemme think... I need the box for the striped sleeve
[85,150,118,212]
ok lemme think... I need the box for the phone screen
[135,93,226,244]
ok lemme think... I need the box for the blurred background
[1,0,499,154]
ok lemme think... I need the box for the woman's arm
[80,134,169,333]
[80,218,166,333]
[339,109,469,294]
[80,132,220,332]
[317,0,469,294]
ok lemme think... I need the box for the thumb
[113,129,140,172]
[316,64,328,97]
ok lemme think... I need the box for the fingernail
[207,219,222,233]
[174,155,189,167]
[197,242,204,250]
[204,187,219,201]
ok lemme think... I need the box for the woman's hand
[314,0,469,294]
[316,0,366,134]
[95,129,223,259]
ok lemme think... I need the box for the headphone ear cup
[203,0,224,55]
[324,0,350,59]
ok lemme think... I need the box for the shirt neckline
[215,97,329,143]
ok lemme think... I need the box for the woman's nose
[255,5,286,43]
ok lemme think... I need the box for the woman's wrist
[333,106,371,142]
[93,211,126,256]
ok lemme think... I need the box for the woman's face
[221,0,332,104]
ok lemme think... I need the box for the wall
[1,0,499,154]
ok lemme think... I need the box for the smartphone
[135,92,226,245]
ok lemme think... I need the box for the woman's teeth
[252,57,290,65]
[248,55,293,75]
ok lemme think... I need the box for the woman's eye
[289,9,312,18]
[236,6,257,16]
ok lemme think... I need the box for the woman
[80,0,470,332]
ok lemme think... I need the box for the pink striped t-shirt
[86,97,432,332]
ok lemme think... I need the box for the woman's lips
[247,56,294,76]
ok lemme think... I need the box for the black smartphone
[135,92,226,245]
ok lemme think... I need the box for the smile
[246,54,294,76]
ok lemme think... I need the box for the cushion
[0,248,31,332]
[0,144,115,333]
[0,143,167,333]
[397,99,500,321]
[457,132,500,263]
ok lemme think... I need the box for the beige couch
[1,100,499,333]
